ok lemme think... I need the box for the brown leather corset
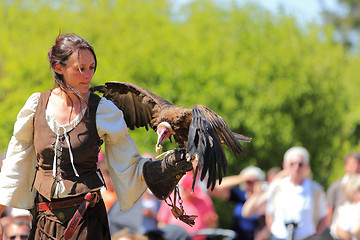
[33,90,104,201]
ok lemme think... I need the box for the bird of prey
[91,81,251,190]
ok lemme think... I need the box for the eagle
[91,81,251,190]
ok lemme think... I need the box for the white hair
[283,146,309,165]
[240,166,265,181]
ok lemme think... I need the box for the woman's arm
[0,93,39,209]
[96,98,149,211]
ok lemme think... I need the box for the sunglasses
[9,234,28,240]
[290,162,304,167]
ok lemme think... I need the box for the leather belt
[37,195,85,212]
[36,192,100,240]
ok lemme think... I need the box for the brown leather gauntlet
[143,148,193,200]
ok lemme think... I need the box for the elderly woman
[265,146,328,240]
[331,174,360,240]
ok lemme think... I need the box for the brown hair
[48,33,97,120]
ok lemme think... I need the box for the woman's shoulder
[21,92,41,110]
[28,92,41,101]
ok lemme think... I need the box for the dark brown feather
[91,82,250,191]
[91,81,170,130]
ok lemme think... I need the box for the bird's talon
[156,145,162,155]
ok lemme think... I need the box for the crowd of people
[100,146,360,240]
[0,33,359,240]
[1,146,360,240]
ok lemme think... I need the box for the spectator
[331,174,360,240]
[210,165,266,240]
[4,218,30,240]
[8,208,31,223]
[157,172,218,237]
[142,189,161,232]
[327,152,360,224]
[266,146,328,240]
[111,227,148,240]
[241,167,285,240]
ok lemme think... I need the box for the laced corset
[45,108,86,198]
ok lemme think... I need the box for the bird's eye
[164,130,168,134]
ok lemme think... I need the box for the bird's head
[156,122,175,154]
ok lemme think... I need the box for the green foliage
[1,0,359,228]
[321,0,360,48]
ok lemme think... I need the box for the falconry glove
[143,148,193,200]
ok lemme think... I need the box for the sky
[254,0,338,24]
[173,0,340,25]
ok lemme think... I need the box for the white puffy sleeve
[0,93,40,209]
[96,97,150,211]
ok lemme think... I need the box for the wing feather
[91,81,171,130]
[196,105,248,157]
[186,105,249,190]
[187,107,228,190]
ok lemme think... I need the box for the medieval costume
[0,91,149,239]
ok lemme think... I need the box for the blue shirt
[230,187,259,240]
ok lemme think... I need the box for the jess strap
[63,192,98,240]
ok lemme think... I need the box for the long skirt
[29,194,111,240]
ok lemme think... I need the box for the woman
[0,33,191,240]
[331,174,360,240]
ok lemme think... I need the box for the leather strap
[64,192,97,240]
[37,196,84,211]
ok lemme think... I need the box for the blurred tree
[319,0,360,48]
[0,0,359,228]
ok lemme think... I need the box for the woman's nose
[83,69,94,79]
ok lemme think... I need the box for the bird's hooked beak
[155,122,174,154]
[156,127,169,154]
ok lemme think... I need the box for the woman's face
[55,49,96,95]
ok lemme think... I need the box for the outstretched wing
[187,105,250,190]
[91,81,171,130]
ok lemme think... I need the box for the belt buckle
[57,211,66,221]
